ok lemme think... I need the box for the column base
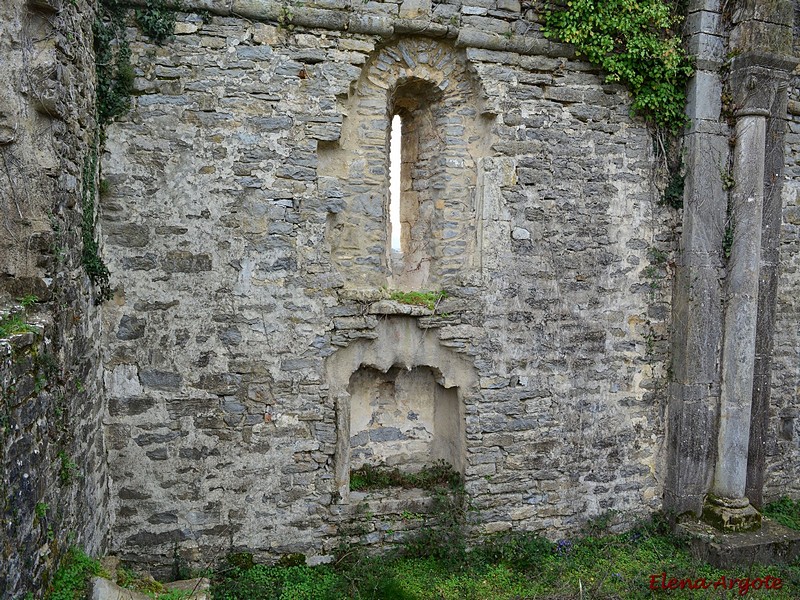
[702,495,762,532]
[677,518,800,568]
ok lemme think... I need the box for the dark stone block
[368,427,405,442]
[146,447,169,460]
[119,487,151,500]
[105,223,150,248]
[162,251,212,273]
[148,511,178,524]
[196,373,242,395]
[125,529,189,547]
[134,431,184,446]
[117,315,146,340]
[122,254,159,271]
[108,396,156,416]
[139,370,182,390]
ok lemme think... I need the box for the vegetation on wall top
[543,0,693,132]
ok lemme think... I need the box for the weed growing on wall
[388,290,448,310]
[81,149,112,302]
[543,0,693,132]
[0,295,39,337]
[57,451,79,486]
[349,460,461,491]
[45,547,102,600]
[135,0,177,44]
[94,1,134,126]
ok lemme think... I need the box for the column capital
[729,53,796,117]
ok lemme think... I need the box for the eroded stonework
[101,5,677,571]
[2,0,798,589]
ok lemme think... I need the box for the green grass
[388,290,448,310]
[44,512,800,600]
[765,496,800,531]
[46,548,103,600]
[210,515,800,600]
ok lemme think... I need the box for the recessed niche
[348,365,462,473]
[326,316,477,502]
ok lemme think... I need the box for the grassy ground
[45,499,800,600]
[212,502,800,600]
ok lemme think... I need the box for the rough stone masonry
[1,0,799,590]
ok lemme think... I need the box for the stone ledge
[122,0,575,58]
[677,518,800,568]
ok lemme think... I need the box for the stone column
[704,58,791,531]
[746,79,789,508]
[705,101,766,529]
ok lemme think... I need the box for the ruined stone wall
[768,79,800,500]
[101,1,678,571]
[0,0,109,596]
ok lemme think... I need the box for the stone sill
[348,487,435,514]
[368,299,436,316]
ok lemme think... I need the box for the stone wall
[101,2,678,571]
[768,77,800,500]
[0,0,109,596]
[0,0,796,586]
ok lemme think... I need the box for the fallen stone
[90,577,150,600]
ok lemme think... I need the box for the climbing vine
[543,0,693,132]
[87,1,177,300]
[81,147,112,302]
[94,0,134,126]
[135,0,178,44]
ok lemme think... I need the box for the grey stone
[139,370,182,390]
[117,315,146,340]
[162,251,212,273]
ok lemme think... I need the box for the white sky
[390,115,402,251]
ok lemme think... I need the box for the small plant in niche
[349,460,462,492]
[388,289,448,310]
[0,295,39,338]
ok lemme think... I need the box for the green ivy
[81,149,112,302]
[94,1,134,126]
[135,0,178,44]
[543,0,693,132]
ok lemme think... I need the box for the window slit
[389,114,402,254]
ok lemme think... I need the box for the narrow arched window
[388,78,443,290]
[389,114,402,254]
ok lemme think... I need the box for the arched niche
[326,317,478,502]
